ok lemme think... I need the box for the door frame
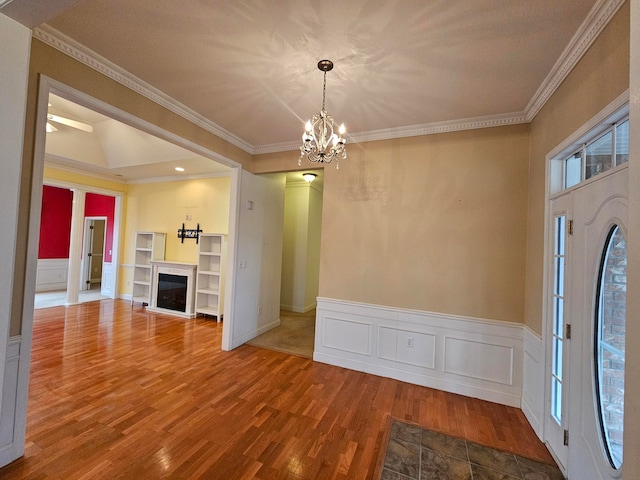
[14,76,244,463]
[542,92,629,476]
[543,192,572,471]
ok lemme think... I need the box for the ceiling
[2,0,602,182]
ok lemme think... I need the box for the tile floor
[381,420,565,480]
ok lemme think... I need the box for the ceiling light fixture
[175,167,185,172]
[302,173,317,183]
[299,60,346,169]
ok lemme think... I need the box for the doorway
[82,217,106,293]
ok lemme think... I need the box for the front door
[566,167,627,479]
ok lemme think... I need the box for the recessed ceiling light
[175,167,185,172]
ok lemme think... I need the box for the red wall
[38,186,73,259]
[85,192,115,263]
[38,186,116,262]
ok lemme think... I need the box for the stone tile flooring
[381,420,565,480]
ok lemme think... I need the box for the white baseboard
[0,337,22,467]
[231,317,281,349]
[314,297,524,408]
[35,258,68,292]
[522,326,544,439]
[280,302,316,313]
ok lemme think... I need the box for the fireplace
[148,261,197,318]
[157,273,187,312]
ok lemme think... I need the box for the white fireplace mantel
[147,261,197,318]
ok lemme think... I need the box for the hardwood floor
[0,300,553,479]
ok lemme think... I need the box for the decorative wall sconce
[177,223,202,243]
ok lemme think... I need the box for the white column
[66,189,86,305]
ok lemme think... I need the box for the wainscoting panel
[378,325,436,370]
[522,326,544,439]
[35,258,68,292]
[314,298,524,407]
[0,337,21,466]
[443,337,514,385]
[321,316,371,356]
[101,262,114,298]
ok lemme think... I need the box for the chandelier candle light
[299,59,347,169]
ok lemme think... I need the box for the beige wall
[258,124,530,323]
[525,2,630,335]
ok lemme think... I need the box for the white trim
[0,337,22,466]
[522,326,544,440]
[33,0,623,153]
[232,318,281,348]
[45,154,126,184]
[547,90,629,163]
[525,0,626,121]
[254,112,529,155]
[314,298,524,408]
[45,155,232,185]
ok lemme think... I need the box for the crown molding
[524,0,625,121]
[34,0,622,156]
[254,112,529,154]
[126,171,231,185]
[45,155,231,185]
[45,156,127,184]
[33,25,254,155]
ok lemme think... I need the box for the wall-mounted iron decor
[177,223,203,243]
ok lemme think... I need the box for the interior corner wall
[525,1,630,335]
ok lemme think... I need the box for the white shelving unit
[195,233,226,321]
[132,232,166,306]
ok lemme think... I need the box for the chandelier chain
[322,71,327,111]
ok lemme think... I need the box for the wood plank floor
[0,300,554,479]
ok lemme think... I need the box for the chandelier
[299,60,347,169]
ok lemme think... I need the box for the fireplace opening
[157,273,187,312]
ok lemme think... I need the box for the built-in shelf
[195,233,226,321]
[132,232,166,306]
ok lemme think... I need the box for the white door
[81,218,106,292]
[567,168,627,479]
[545,193,572,471]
